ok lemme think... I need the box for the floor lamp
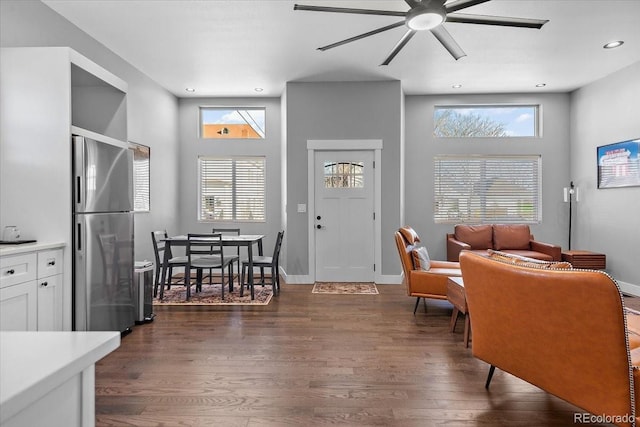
[563,181,578,250]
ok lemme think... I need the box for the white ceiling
[42,0,640,98]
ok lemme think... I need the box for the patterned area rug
[312,282,379,295]
[154,282,272,306]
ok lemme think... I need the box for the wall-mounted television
[597,138,640,189]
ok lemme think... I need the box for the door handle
[316,224,322,229]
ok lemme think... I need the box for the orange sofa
[447,223,561,262]
[394,226,461,314]
[459,250,639,427]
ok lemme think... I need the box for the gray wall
[3,0,637,290]
[285,81,403,278]
[0,0,180,264]
[177,97,283,253]
[404,93,571,262]
[570,61,640,291]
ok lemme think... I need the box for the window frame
[199,107,266,139]
[433,104,541,138]
[433,154,542,224]
[197,156,266,223]
[323,161,365,188]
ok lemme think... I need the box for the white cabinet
[1,47,128,330]
[0,244,65,331]
[0,281,38,331]
[0,252,37,331]
[37,249,64,330]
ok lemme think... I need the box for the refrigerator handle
[76,176,81,204]
[72,135,85,211]
[77,223,82,251]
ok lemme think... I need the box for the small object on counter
[2,226,20,242]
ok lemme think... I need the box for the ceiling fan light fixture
[603,40,624,49]
[406,5,446,31]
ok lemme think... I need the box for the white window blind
[131,143,150,212]
[434,155,541,224]
[198,156,265,222]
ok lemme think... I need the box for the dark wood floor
[95,283,617,426]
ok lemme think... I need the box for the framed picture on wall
[597,138,640,189]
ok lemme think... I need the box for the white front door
[314,150,375,282]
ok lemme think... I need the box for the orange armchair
[459,251,639,427]
[394,226,461,314]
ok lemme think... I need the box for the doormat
[312,282,379,295]
[154,283,272,306]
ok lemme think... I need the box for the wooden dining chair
[186,233,239,300]
[240,230,284,299]
[211,227,242,280]
[151,230,188,297]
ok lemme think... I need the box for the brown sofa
[446,224,561,262]
[459,250,639,427]
[394,226,461,314]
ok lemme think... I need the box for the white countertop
[0,241,66,256]
[0,331,120,423]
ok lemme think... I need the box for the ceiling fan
[294,0,549,65]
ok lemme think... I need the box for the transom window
[323,161,364,188]
[200,107,265,139]
[198,156,265,222]
[434,155,541,224]
[434,105,539,137]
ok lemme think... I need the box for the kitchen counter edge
[0,241,66,256]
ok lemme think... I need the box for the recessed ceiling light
[185,87,196,92]
[536,83,546,88]
[452,84,462,89]
[603,40,624,49]
[254,87,264,92]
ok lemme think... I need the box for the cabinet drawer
[0,253,37,289]
[38,249,64,277]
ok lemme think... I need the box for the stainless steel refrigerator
[73,133,135,333]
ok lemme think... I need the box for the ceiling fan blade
[318,21,406,51]
[446,13,549,29]
[445,0,492,13]
[294,4,406,17]
[404,0,422,7]
[430,25,466,60]
[380,30,416,66]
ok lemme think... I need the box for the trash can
[133,261,155,324]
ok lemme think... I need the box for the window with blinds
[131,143,150,212]
[434,155,541,224]
[198,156,266,222]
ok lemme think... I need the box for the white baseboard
[280,270,403,285]
[619,280,640,297]
[375,274,403,284]
[281,272,314,285]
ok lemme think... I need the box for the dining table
[159,234,265,300]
